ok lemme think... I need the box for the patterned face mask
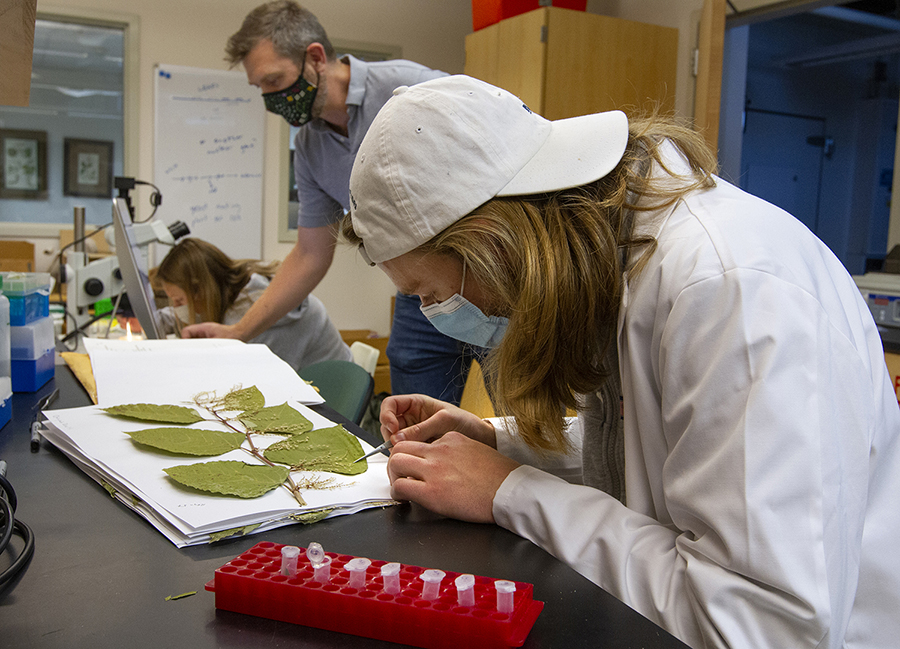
[262,71,317,127]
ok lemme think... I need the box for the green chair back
[299,360,375,425]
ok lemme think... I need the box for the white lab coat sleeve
[494,267,877,648]
[491,415,584,484]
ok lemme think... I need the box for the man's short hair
[225,0,335,68]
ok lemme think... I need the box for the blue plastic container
[1,278,10,428]
[11,349,54,392]
[1,272,51,326]
[10,316,55,361]
[0,379,11,429]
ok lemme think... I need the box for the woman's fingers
[385,433,520,523]
[385,440,431,482]
[379,393,442,441]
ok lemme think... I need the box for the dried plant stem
[198,397,308,507]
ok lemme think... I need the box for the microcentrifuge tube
[307,542,331,583]
[420,569,445,601]
[313,555,332,583]
[455,574,475,607]
[494,580,516,614]
[346,557,372,590]
[306,542,325,567]
[381,562,401,595]
[280,545,300,577]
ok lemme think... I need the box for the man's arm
[180,224,337,340]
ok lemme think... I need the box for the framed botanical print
[0,129,48,199]
[63,138,114,198]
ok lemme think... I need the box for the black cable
[55,183,163,344]
[54,219,120,349]
[0,469,35,589]
[130,180,163,223]
[59,289,126,344]
[54,220,114,306]
[58,288,132,351]
[59,310,82,352]
[59,309,111,344]
[0,497,15,564]
[0,471,16,512]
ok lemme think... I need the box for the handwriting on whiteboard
[187,202,244,228]
[171,95,252,104]
[198,135,258,156]
[164,171,262,199]
[154,64,264,258]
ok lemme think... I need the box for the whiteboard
[153,64,264,259]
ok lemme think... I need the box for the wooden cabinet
[464,7,678,120]
[0,0,37,107]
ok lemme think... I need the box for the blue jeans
[387,292,485,406]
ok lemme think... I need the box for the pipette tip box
[205,541,544,649]
[1,272,51,326]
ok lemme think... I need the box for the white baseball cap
[349,75,629,264]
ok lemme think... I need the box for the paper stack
[41,339,394,546]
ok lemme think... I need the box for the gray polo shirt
[292,55,446,228]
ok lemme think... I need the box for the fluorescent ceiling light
[33,48,88,59]
[778,31,900,67]
[30,83,122,98]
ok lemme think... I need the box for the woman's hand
[179,322,239,339]
[387,432,520,523]
[379,394,496,447]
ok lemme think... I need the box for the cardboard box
[373,365,391,395]
[340,330,389,365]
[0,241,35,272]
[59,228,114,264]
[471,0,587,31]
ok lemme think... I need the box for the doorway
[741,108,827,233]
[720,1,900,274]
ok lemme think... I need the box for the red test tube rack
[205,541,544,649]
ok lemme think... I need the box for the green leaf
[263,425,368,475]
[217,386,265,412]
[165,592,197,601]
[208,523,261,543]
[126,427,245,456]
[163,461,289,498]
[292,508,333,524]
[103,403,204,424]
[239,402,313,434]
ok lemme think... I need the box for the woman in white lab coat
[154,238,350,371]
[341,75,900,648]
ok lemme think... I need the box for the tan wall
[31,0,473,334]
[18,0,709,333]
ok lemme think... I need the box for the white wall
[13,0,706,334]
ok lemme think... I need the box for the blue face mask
[419,261,509,349]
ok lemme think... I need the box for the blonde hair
[225,0,334,68]
[342,115,717,452]
[155,238,280,325]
